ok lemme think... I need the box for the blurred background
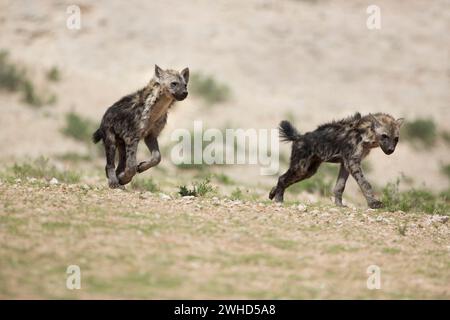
[0,0,449,205]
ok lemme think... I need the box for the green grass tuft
[381,179,450,215]
[46,66,61,82]
[178,178,215,197]
[131,177,159,192]
[402,118,437,147]
[3,157,80,184]
[61,112,97,143]
[190,72,231,105]
[0,50,57,107]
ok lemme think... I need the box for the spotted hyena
[93,65,189,188]
[269,113,404,208]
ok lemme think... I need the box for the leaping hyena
[269,113,404,208]
[93,65,189,188]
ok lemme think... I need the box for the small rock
[27,177,37,183]
[159,193,171,201]
[376,216,384,222]
[139,193,149,200]
[15,178,22,183]
[49,177,59,185]
[297,204,307,212]
[428,215,449,224]
[182,196,195,200]
[81,184,90,190]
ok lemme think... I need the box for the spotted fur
[270,112,404,208]
[93,65,189,188]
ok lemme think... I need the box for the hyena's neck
[139,81,174,131]
[357,115,379,148]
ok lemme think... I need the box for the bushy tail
[92,128,104,144]
[279,120,301,142]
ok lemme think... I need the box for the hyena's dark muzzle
[174,91,188,101]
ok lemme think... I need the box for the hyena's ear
[155,65,164,79]
[396,118,405,128]
[369,114,381,128]
[181,67,190,83]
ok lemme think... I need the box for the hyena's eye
[394,137,399,143]
[381,134,389,140]
[170,82,179,88]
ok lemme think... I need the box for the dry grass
[0,180,449,299]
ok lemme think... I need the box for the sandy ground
[0,180,449,299]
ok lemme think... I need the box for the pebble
[427,215,449,225]
[297,204,307,212]
[49,177,59,185]
[159,193,171,201]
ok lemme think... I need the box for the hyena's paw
[269,187,277,200]
[368,199,384,209]
[269,187,284,203]
[118,168,137,185]
[108,178,122,189]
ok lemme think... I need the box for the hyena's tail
[279,120,301,142]
[92,128,104,144]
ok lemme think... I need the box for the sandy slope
[0,180,449,299]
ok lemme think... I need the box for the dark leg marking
[269,159,321,203]
[137,135,161,173]
[345,160,383,209]
[118,140,138,185]
[333,163,349,206]
[104,135,120,189]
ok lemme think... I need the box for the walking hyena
[93,65,189,188]
[269,113,404,208]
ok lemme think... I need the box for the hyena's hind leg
[137,135,161,173]
[103,133,120,189]
[333,163,349,206]
[117,140,139,185]
[269,158,321,202]
[115,138,126,177]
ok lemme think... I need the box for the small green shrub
[214,173,234,185]
[381,179,449,215]
[441,131,450,145]
[131,178,159,192]
[46,66,61,82]
[190,72,231,105]
[441,164,450,181]
[5,157,80,183]
[230,187,243,200]
[0,50,25,91]
[62,112,97,143]
[178,178,215,197]
[402,118,437,147]
[0,50,56,107]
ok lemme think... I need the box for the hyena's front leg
[333,163,349,206]
[345,160,383,209]
[104,135,120,189]
[137,135,161,173]
[118,140,139,185]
